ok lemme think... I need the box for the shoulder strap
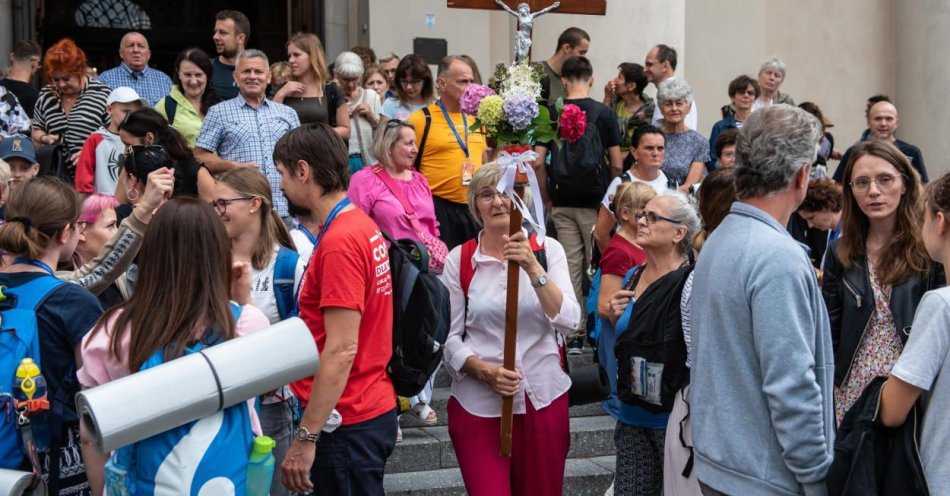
[459,238,478,300]
[297,225,317,246]
[164,97,178,125]
[620,170,633,183]
[372,165,428,238]
[5,274,68,311]
[528,233,547,272]
[413,106,432,171]
[273,247,300,321]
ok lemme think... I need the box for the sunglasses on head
[124,144,166,173]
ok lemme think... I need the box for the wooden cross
[448,0,605,459]
[447,0,606,16]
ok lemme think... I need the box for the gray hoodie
[691,202,834,496]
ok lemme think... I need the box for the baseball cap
[107,86,148,106]
[0,135,37,164]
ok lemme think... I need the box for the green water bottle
[246,435,276,496]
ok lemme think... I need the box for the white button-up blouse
[441,232,581,417]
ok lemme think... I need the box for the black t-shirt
[0,78,39,118]
[212,58,239,100]
[539,97,622,149]
[834,139,928,183]
[0,272,104,421]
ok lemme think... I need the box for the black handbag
[35,140,72,183]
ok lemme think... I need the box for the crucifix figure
[494,0,560,62]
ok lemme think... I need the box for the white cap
[106,87,148,106]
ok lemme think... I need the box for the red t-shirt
[290,208,396,425]
[600,234,647,277]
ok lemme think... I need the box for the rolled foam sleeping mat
[77,317,318,453]
[0,468,46,495]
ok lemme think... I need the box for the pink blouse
[78,304,272,434]
[347,166,440,242]
[440,232,581,417]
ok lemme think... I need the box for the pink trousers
[447,393,570,496]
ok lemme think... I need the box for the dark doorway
[36,0,323,75]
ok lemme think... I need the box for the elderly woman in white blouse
[441,163,580,496]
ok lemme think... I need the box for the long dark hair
[172,47,221,115]
[393,54,433,104]
[836,140,929,286]
[87,198,236,372]
[120,108,193,164]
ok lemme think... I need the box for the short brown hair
[715,128,739,159]
[555,27,590,53]
[12,40,41,62]
[693,168,736,252]
[394,54,434,103]
[273,123,350,194]
[799,179,842,213]
[215,10,250,40]
[727,75,759,98]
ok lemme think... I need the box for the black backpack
[384,233,451,397]
[35,141,71,183]
[615,264,693,413]
[547,104,610,206]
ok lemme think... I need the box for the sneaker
[567,337,584,355]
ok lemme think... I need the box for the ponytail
[0,178,80,259]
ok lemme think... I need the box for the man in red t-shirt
[275,123,396,495]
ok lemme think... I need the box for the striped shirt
[32,79,110,157]
[98,62,172,107]
[196,95,300,216]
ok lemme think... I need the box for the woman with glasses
[708,75,758,171]
[274,33,349,139]
[117,108,213,206]
[0,177,104,495]
[442,163,579,495]
[380,54,434,121]
[657,79,708,192]
[335,51,381,173]
[211,167,303,496]
[606,191,700,495]
[822,139,944,425]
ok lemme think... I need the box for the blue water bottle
[246,435,276,496]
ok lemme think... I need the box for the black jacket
[821,239,944,386]
[827,377,929,495]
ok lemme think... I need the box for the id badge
[461,159,475,186]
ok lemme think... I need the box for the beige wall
[368,0,947,177]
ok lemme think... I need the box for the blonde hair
[215,168,296,271]
[288,33,329,85]
[611,182,656,224]
[467,162,532,225]
[0,159,10,197]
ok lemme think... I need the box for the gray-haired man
[691,104,834,496]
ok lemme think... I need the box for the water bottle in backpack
[246,436,276,496]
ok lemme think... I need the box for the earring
[127,188,139,201]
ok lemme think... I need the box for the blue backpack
[0,275,67,470]
[106,304,255,496]
[273,247,299,320]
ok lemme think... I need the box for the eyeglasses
[124,144,166,173]
[735,89,756,96]
[850,173,897,192]
[636,210,682,225]
[401,79,424,87]
[475,190,510,203]
[209,197,254,214]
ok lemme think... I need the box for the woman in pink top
[77,198,270,495]
[347,119,441,430]
[440,163,581,496]
[348,120,439,242]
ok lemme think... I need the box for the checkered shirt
[98,63,172,107]
[196,96,301,216]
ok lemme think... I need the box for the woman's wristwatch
[531,272,548,288]
[296,425,321,443]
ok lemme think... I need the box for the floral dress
[834,261,903,424]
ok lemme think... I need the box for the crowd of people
[0,10,947,496]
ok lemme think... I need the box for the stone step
[399,387,607,428]
[387,415,616,474]
[432,347,597,388]
[383,455,616,496]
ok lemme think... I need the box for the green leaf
[469,119,483,133]
[555,97,565,114]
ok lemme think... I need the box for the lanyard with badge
[292,197,351,316]
[437,100,474,186]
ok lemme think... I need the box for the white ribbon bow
[495,150,546,245]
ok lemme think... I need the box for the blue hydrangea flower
[503,93,539,131]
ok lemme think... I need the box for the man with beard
[212,10,250,100]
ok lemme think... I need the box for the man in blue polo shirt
[98,32,172,107]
